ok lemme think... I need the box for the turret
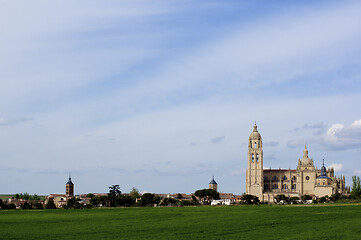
[209,176,218,191]
[66,174,74,197]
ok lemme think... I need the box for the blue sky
[1,0,361,195]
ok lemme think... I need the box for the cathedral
[246,123,347,202]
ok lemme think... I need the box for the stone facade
[246,123,347,202]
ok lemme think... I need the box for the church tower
[66,174,74,197]
[246,122,263,199]
[209,176,218,191]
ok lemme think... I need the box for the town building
[47,175,75,208]
[246,123,348,202]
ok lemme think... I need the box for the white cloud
[351,119,361,128]
[328,163,343,172]
[322,119,361,150]
[327,124,345,136]
[289,119,361,151]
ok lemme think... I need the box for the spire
[253,121,258,132]
[66,173,74,185]
[321,159,327,177]
[209,176,217,185]
[303,145,308,158]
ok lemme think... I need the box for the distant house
[46,194,69,208]
[211,199,233,206]
[211,193,236,206]
[7,198,45,209]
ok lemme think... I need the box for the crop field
[1,204,361,239]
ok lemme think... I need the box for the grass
[0,204,361,239]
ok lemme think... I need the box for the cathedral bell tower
[246,122,263,198]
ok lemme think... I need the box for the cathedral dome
[299,146,312,165]
[249,123,261,140]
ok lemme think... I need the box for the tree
[351,176,361,197]
[34,202,44,209]
[90,195,100,206]
[109,185,122,196]
[32,194,40,201]
[138,193,160,207]
[130,187,140,200]
[194,189,220,204]
[66,197,82,209]
[176,193,183,200]
[319,196,327,203]
[86,193,95,199]
[289,196,300,204]
[329,193,342,202]
[241,194,259,204]
[114,195,135,207]
[21,202,33,209]
[14,193,40,200]
[161,197,178,206]
[99,195,108,207]
[275,194,289,204]
[45,200,57,209]
[301,195,312,202]
[108,185,122,207]
[6,203,16,209]
[191,195,199,204]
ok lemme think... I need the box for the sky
[1,0,361,195]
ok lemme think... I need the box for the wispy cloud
[211,136,225,144]
[0,117,32,126]
[292,122,327,134]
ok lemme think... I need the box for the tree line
[62,186,219,209]
[3,176,361,209]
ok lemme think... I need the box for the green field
[1,204,361,239]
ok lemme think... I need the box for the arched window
[292,184,296,189]
[264,176,269,181]
[251,154,254,162]
[283,184,288,189]
[272,184,278,189]
[292,176,296,181]
[256,154,259,162]
[283,176,287,181]
[272,176,277,181]
[254,142,257,148]
[264,184,269,190]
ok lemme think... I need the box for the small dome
[299,146,312,165]
[249,122,261,140]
